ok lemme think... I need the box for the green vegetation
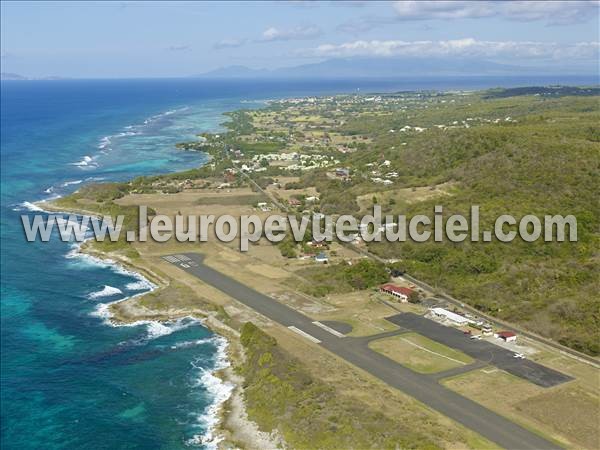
[62,87,600,356]
[53,182,154,257]
[370,333,473,374]
[222,110,255,135]
[355,97,600,355]
[239,322,467,449]
[208,91,598,355]
[296,259,388,297]
[482,86,600,99]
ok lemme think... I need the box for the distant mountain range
[1,72,28,80]
[1,72,67,80]
[4,56,596,81]
[197,57,596,79]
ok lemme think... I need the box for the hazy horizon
[1,1,599,79]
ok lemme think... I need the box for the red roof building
[308,238,327,248]
[379,284,413,302]
[497,331,517,342]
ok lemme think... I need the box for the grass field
[369,332,474,373]
[442,368,599,449]
[239,322,496,450]
[194,193,267,205]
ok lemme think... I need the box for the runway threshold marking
[288,326,321,344]
[163,254,198,266]
[312,321,346,338]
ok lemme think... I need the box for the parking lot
[386,313,573,387]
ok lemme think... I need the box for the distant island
[0,72,68,80]
[195,56,599,79]
[1,72,28,80]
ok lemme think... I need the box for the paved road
[240,164,598,369]
[165,253,563,450]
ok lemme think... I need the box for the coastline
[7,83,598,450]
[38,199,280,450]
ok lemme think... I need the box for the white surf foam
[169,337,216,350]
[98,136,111,150]
[13,201,44,212]
[142,106,189,125]
[71,235,232,450]
[125,280,154,291]
[145,317,202,340]
[70,155,98,169]
[117,131,139,137]
[88,285,123,299]
[70,155,92,166]
[13,193,63,212]
[62,179,83,187]
[186,336,233,449]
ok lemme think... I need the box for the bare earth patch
[247,264,289,279]
[357,181,457,210]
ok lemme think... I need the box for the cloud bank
[339,1,599,33]
[392,1,599,25]
[306,38,600,61]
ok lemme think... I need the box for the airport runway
[164,253,563,450]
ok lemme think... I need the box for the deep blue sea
[1,75,597,449]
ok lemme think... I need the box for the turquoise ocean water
[1,76,596,449]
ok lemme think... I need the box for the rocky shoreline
[39,200,282,450]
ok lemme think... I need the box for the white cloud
[213,38,247,50]
[391,1,599,25]
[165,45,190,52]
[306,38,600,60]
[260,25,322,42]
[393,1,494,20]
[213,25,322,51]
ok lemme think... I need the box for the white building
[430,308,472,325]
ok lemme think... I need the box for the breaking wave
[145,317,202,341]
[13,201,44,212]
[186,336,233,449]
[88,285,123,299]
[125,280,154,291]
[62,179,83,187]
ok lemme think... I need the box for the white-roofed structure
[430,308,472,325]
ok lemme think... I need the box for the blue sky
[1,1,599,78]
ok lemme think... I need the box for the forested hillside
[127,89,600,355]
[339,95,600,355]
